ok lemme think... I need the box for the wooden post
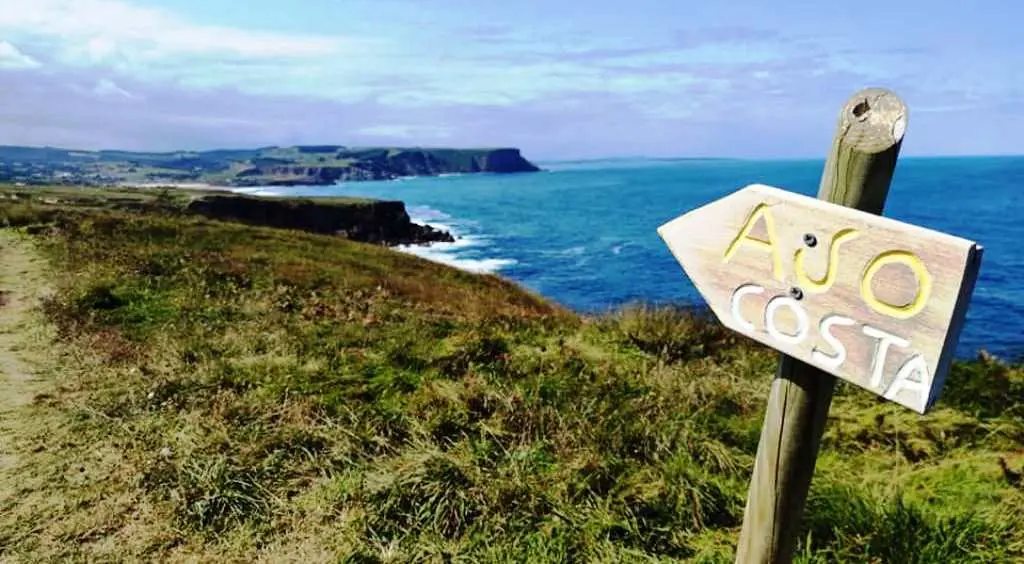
[734,88,908,564]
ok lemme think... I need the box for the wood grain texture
[657,184,980,413]
[817,88,907,215]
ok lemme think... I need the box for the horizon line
[535,153,1024,163]
[1,142,1021,163]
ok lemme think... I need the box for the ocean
[234,156,1024,361]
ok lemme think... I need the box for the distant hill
[0,144,541,187]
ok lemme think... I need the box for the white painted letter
[811,314,856,370]
[765,296,809,345]
[862,325,910,389]
[884,355,932,413]
[730,284,764,332]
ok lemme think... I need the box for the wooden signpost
[656,88,983,563]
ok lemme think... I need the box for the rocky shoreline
[185,193,455,246]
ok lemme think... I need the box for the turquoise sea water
[238,157,1024,360]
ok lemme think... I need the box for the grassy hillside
[0,195,1022,562]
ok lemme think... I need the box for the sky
[0,0,1021,159]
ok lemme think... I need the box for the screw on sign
[658,184,982,414]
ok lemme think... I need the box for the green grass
[0,199,1022,562]
[0,184,380,216]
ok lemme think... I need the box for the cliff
[185,194,454,245]
[228,148,541,186]
[0,185,453,247]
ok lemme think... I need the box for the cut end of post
[818,87,907,213]
[839,88,908,152]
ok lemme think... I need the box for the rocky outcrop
[478,148,541,173]
[185,194,454,246]
[363,148,541,175]
[229,148,541,186]
[233,165,386,186]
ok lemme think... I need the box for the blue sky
[0,0,1020,159]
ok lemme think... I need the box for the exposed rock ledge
[186,194,454,246]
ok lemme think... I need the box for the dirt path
[0,230,51,471]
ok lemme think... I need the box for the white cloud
[93,78,133,99]
[0,0,910,130]
[357,124,453,139]
[0,0,790,108]
[0,0,368,67]
[68,77,136,100]
[0,40,41,69]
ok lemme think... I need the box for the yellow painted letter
[724,203,782,281]
[860,250,932,319]
[794,228,860,293]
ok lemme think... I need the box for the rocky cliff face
[479,148,541,173]
[371,148,539,176]
[229,148,540,186]
[235,165,384,185]
[186,195,454,246]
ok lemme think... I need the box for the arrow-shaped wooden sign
[658,183,983,414]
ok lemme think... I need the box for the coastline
[202,185,501,266]
[396,205,519,274]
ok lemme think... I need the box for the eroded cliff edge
[231,147,541,186]
[187,194,454,245]
[0,186,454,247]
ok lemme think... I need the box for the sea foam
[402,207,517,274]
